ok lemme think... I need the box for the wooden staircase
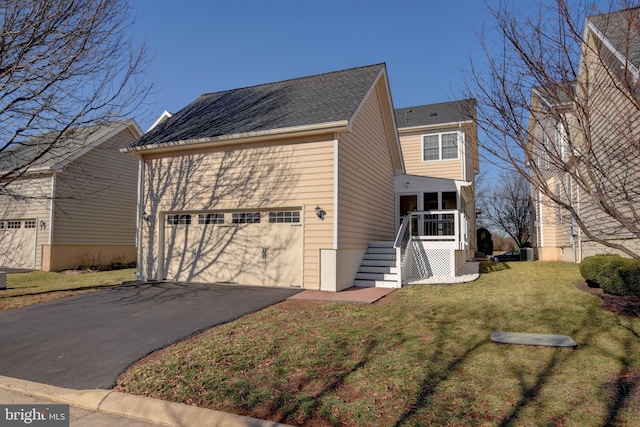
[354,241,400,288]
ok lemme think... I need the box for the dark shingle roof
[132,63,386,148]
[588,7,640,69]
[0,121,131,175]
[394,99,476,129]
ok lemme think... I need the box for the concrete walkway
[287,262,481,304]
[0,375,290,426]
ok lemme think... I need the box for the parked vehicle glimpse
[491,250,521,262]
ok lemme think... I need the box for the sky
[129,0,497,132]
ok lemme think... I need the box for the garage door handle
[262,248,268,260]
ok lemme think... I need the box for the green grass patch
[116,262,640,426]
[0,269,137,310]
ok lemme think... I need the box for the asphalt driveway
[0,282,300,389]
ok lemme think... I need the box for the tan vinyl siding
[399,132,464,180]
[0,175,52,269]
[52,127,139,245]
[337,81,396,249]
[141,135,336,289]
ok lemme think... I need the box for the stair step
[354,279,399,288]
[363,253,396,261]
[359,266,398,274]
[356,272,399,281]
[369,241,395,248]
[362,259,396,267]
[367,247,396,254]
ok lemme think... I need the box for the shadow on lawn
[480,262,511,274]
[389,293,640,426]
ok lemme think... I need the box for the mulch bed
[575,281,640,319]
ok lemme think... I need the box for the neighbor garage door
[162,209,302,287]
[0,219,37,269]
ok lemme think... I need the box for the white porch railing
[393,210,470,284]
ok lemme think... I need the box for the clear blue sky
[130,0,496,131]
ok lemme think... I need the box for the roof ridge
[200,63,386,97]
[396,98,475,111]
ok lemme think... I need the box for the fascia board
[586,20,640,80]
[397,120,474,134]
[121,121,349,156]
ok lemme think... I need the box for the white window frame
[232,212,261,224]
[422,132,461,162]
[269,211,300,223]
[167,214,191,226]
[198,213,224,225]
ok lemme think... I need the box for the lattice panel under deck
[409,243,451,280]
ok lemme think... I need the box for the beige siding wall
[399,132,464,180]
[141,135,336,289]
[336,82,396,288]
[0,176,52,269]
[338,83,396,247]
[536,180,574,261]
[53,127,139,247]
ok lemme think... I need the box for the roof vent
[430,112,438,117]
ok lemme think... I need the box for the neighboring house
[0,120,142,270]
[124,63,477,291]
[529,7,640,262]
[394,100,479,280]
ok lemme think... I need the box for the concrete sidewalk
[0,375,290,427]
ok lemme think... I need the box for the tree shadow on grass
[272,337,380,425]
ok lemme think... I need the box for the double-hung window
[422,132,460,161]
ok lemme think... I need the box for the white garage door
[0,219,37,269]
[162,210,303,287]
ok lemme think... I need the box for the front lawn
[0,269,137,310]
[115,262,640,426]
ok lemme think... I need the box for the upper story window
[422,132,460,161]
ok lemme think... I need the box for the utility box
[0,272,6,290]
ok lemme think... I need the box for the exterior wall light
[142,211,151,223]
[315,205,326,220]
[39,220,46,230]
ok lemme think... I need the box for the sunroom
[394,174,474,284]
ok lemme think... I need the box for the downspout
[48,175,56,246]
[538,190,544,249]
[135,157,144,281]
[333,133,339,250]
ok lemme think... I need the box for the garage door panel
[163,211,302,287]
[0,219,36,269]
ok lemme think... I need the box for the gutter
[397,120,474,134]
[121,120,350,156]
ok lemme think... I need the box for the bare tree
[0,0,151,193]
[478,172,532,248]
[463,0,640,259]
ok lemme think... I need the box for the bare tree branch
[0,0,152,193]
[462,0,640,259]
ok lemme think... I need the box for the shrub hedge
[579,254,640,296]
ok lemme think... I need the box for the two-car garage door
[162,209,302,287]
[0,219,37,269]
